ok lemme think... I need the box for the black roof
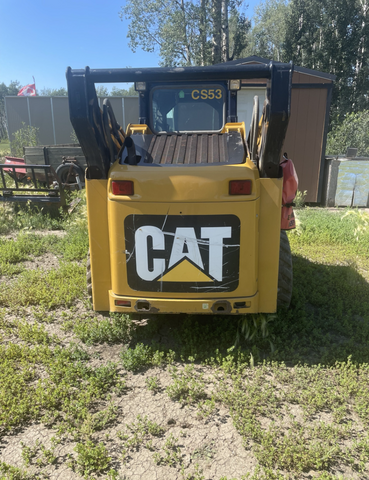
[220,55,336,82]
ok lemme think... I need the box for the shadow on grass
[126,254,369,368]
[272,254,369,365]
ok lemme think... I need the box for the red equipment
[280,153,298,230]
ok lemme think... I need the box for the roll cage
[66,62,293,180]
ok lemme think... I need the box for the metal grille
[130,133,244,165]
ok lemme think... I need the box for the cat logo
[124,214,240,293]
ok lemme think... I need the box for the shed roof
[221,55,336,82]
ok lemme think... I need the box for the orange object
[280,153,298,230]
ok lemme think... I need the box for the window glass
[151,86,225,133]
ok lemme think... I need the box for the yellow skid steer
[66,62,294,315]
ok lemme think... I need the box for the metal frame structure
[0,164,65,205]
[66,62,293,180]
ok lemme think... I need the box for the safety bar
[67,63,279,84]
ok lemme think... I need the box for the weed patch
[0,233,59,276]
[62,312,132,345]
[0,262,85,308]
[166,364,207,405]
[70,440,111,478]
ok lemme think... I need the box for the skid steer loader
[66,62,294,315]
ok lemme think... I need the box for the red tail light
[115,300,131,307]
[112,180,134,195]
[229,180,252,195]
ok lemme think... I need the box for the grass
[0,206,369,478]
[62,311,132,345]
[0,262,86,308]
[0,138,10,156]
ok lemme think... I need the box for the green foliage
[0,461,34,480]
[294,189,307,208]
[0,342,124,436]
[145,375,160,393]
[289,208,369,255]
[0,137,10,155]
[121,0,250,66]
[216,359,369,475]
[0,80,21,141]
[166,364,207,404]
[236,314,276,355]
[21,440,56,467]
[0,262,86,308]
[10,123,39,158]
[120,341,176,371]
[285,0,369,121]
[111,84,138,96]
[326,109,369,156]
[244,0,290,61]
[120,342,153,371]
[62,312,132,345]
[72,440,111,478]
[38,87,67,96]
[153,433,183,467]
[51,225,89,261]
[0,233,58,276]
[342,209,369,240]
[1,205,369,479]
[0,203,66,234]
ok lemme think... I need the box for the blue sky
[0,0,258,92]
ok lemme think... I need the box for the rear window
[151,85,225,133]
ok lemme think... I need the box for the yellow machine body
[86,124,283,315]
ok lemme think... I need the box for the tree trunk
[212,0,222,64]
[180,0,192,65]
[221,0,229,62]
[199,0,207,65]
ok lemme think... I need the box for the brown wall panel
[283,88,328,201]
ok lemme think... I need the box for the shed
[226,56,335,203]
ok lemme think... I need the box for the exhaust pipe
[124,137,138,165]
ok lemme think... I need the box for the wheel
[86,250,93,305]
[55,163,84,186]
[277,230,293,308]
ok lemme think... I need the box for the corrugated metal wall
[5,96,139,147]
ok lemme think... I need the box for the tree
[244,0,291,61]
[120,0,250,66]
[10,123,39,158]
[284,0,369,122]
[95,86,110,97]
[39,87,67,96]
[0,80,21,140]
[111,85,138,96]
[326,110,369,156]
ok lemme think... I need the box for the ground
[0,203,369,480]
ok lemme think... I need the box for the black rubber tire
[55,163,84,185]
[277,230,293,308]
[86,250,93,305]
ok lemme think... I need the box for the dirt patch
[22,252,60,272]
